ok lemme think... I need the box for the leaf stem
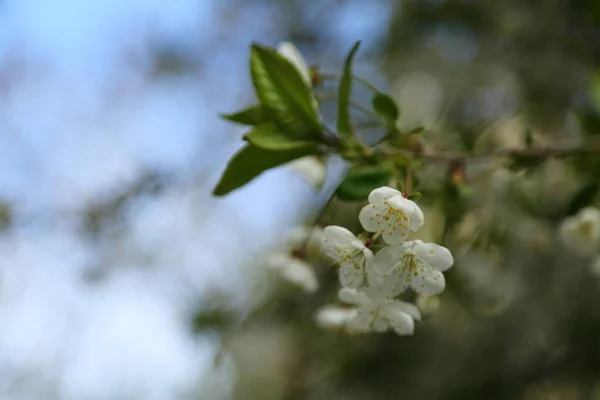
[320,73,380,93]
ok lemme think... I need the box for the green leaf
[372,93,399,126]
[250,44,321,138]
[213,144,318,196]
[337,41,361,138]
[243,123,319,151]
[407,192,422,201]
[336,165,391,201]
[220,105,268,126]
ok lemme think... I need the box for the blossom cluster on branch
[317,186,454,336]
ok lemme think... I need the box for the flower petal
[280,258,319,293]
[370,245,412,296]
[339,257,365,288]
[323,226,358,248]
[386,195,416,214]
[384,300,422,322]
[387,310,415,336]
[314,305,358,329]
[380,212,411,245]
[289,156,327,188]
[345,312,373,334]
[413,242,454,271]
[410,264,446,295]
[358,203,388,233]
[368,186,401,205]
[409,202,425,231]
[339,288,372,307]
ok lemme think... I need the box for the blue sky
[0,0,391,398]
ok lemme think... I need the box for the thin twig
[412,144,600,163]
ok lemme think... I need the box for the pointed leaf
[250,44,321,138]
[213,144,319,196]
[244,123,319,151]
[336,165,391,201]
[220,105,268,126]
[372,93,399,126]
[337,41,361,138]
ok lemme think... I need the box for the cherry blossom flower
[359,187,424,245]
[322,226,373,289]
[369,240,453,297]
[338,287,421,336]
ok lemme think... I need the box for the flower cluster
[558,206,600,276]
[317,187,454,336]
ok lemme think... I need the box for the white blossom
[558,207,600,256]
[338,287,421,336]
[358,187,424,245]
[322,226,373,289]
[286,225,324,255]
[277,42,311,85]
[314,305,358,331]
[288,156,327,189]
[416,295,440,316]
[369,240,453,297]
[265,253,318,293]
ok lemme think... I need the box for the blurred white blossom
[559,207,600,256]
[322,226,373,289]
[338,287,421,336]
[286,225,325,258]
[416,295,440,316]
[288,156,327,189]
[359,187,424,245]
[314,305,358,331]
[265,253,318,294]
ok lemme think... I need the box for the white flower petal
[358,203,388,233]
[289,156,327,188]
[277,42,311,84]
[386,195,417,214]
[409,202,425,231]
[371,317,389,333]
[416,295,440,316]
[387,311,415,336]
[413,241,454,271]
[410,265,446,295]
[345,312,373,334]
[314,305,358,329]
[265,252,292,270]
[383,300,422,322]
[338,288,371,307]
[370,244,412,297]
[286,226,311,250]
[280,258,319,293]
[323,226,359,248]
[368,187,402,205]
[339,258,364,288]
[380,214,411,245]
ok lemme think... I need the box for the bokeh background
[2,0,600,399]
